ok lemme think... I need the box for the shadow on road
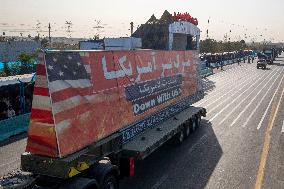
[120,120,223,189]
[0,133,27,148]
[202,78,216,94]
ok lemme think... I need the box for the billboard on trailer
[26,50,203,157]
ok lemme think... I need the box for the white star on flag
[48,65,54,70]
[59,71,64,76]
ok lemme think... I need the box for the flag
[45,52,93,134]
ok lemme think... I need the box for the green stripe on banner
[0,113,31,141]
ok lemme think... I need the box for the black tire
[183,122,190,138]
[190,117,196,133]
[174,130,184,145]
[196,114,201,129]
[102,175,118,189]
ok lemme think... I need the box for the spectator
[7,105,16,118]
[237,57,241,66]
[0,101,8,120]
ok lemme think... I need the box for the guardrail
[200,68,213,77]
[0,113,30,141]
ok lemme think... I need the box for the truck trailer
[17,14,206,189]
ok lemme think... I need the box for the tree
[0,70,6,77]
[34,35,40,41]
[41,38,49,48]
[93,34,100,40]
[3,62,11,76]
[200,39,248,54]
[18,53,36,75]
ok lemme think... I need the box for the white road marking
[243,69,284,128]
[206,70,263,114]
[186,134,208,155]
[209,68,275,122]
[209,67,247,81]
[257,70,284,130]
[198,68,259,107]
[198,66,255,101]
[217,69,278,124]
[151,174,169,189]
[204,66,254,88]
[282,120,284,133]
[208,64,251,80]
[229,69,281,127]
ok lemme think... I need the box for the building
[79,37,142,50]
[132,10,200,51]
[0,41,40,62]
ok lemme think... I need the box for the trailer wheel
[190,118,196,133]
[196,114,201,128]
[102,174,118,189]
[174,130,184,145]
[183,122,190,138]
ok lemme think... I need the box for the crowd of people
[0,82,34,121]
[200,50,255,69]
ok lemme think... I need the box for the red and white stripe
[30,53,54,124]
[50,52,95,135]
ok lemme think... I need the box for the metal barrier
[200,67,213,77]
[0,113,30,141]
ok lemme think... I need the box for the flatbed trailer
[19,106,206,189]
[2,15,208,189]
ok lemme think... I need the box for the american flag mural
[26,50,202,158]
[26,52,58,156]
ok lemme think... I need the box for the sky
[0,0,284,42]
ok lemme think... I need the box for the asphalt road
[120,56,284,189]
[0,134,26,178]
[0,56,283,189]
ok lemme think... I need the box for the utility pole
[48,23,51,48]
[65,21,72,38]
[130,22,134,36]
[36,20,41,38]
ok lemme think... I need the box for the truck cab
[263,49,274,64]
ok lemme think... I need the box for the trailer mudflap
[121,106,206,160]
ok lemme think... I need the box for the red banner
[26,50,200,157]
